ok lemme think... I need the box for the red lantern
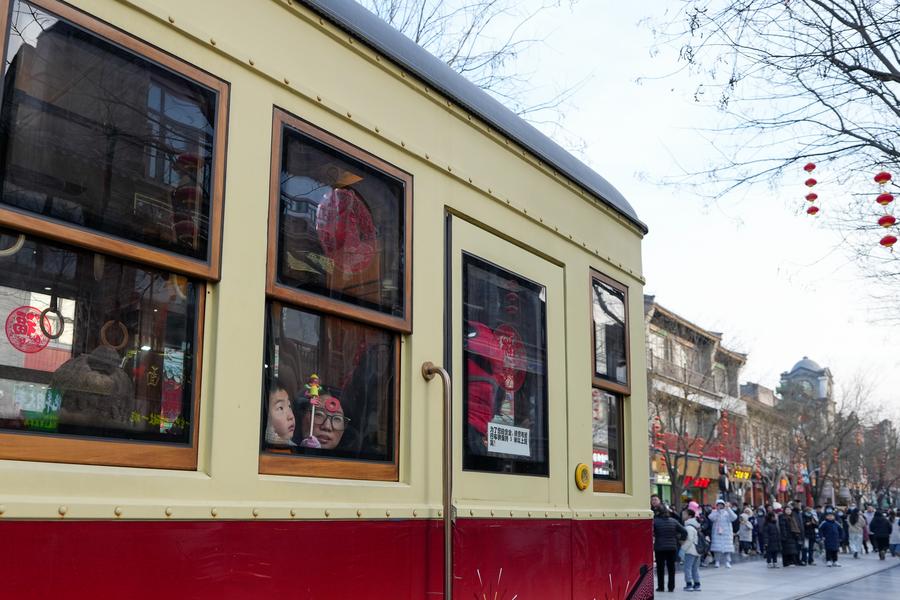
[877,193,894,206]
[880,234,898,248]
[874,171,892,184]
[803,162,816,173]
[878,215,897,228]
[807,206,820,215]
[805,178,817,187]
[805,193,818,202]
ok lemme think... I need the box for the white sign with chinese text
[487,422,530,457]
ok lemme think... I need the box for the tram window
[269,109,412,333]
[462,253,549,476]
[0,228,200,458]
[590,272,629,392]
[0,0,227,277]
[592,388,624,491]
[259,302,398,480]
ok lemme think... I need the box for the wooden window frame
[0,281,206,470]
[266,108,413,334]
[0,0,224,469]
[589,270,630,395]
[589,269,629,493]
[257,302,401,482]
[0,0,230,281]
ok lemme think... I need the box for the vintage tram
[0,0,652,598]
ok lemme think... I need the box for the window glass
[0,0,219,260]
[262,303,395,463]
[0,228,198,442]
[592,388,621,482]
[276,124,406,317]
[462,253,548,476]
[592,278,627,386]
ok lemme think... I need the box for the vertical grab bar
[422,361,453,600]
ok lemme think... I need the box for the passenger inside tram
[264,382,296,448]
[296,392,348,451]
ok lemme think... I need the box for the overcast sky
[502,2,899,416]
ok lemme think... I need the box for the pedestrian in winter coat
[738,509,754,555]
[653,506,687,592]
[755,507,768,554]
[708,499,737,568]
[779,506,803,566]
[889,511,900,557]
[819,512,843,567]
[870,510,892,560]
[838,510,850,554]
[681,510,703,592]
[848,509,864,559]
[801,508,818,565]
[762,512,782,568]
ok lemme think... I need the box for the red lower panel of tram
[0,518,650,599]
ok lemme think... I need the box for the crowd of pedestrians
[651,494,900,593]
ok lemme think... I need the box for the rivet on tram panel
[165,507,173,517]
[425,153,430,159]
[376,55,381,62]
[347,112,352,119]
[413,510,418,517]
[209,38,216,46]
[488,188,493,194]
[544,512,549,518]
[348,36,354,44]
[211,508,218,517]
[509,511,514,517]
[284,78,290,85]
[490,510,495,517]
[447,166,452,172]
[386,510,391,517]
[468,178,472,183]
[290,509,296,517]
[469,509,474,516]
[375,126,380,133]
[575,512,579,518]
[252,508,260,518]
[523,209,527,214]
[438,510,443,518]
[316,96,322,102]
[114,506,123,517]
[528,512,532,517]
[249,59,255,66]
[357,510,362,518]
[167,16,174,24]
[325,510,331,517]
[401,141,406,147]
[58,506,68,516]
[401,72,407,78]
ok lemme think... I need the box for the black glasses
[311,410,349,431]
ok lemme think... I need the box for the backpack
[693,524,709,554]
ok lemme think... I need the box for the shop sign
[656,473,671,485]
[683,476,710,489]
[733,469,752,481]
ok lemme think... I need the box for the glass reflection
[277,125,405,317]
[262,303,395,462]
[592,279,627,385]
[0,0,218,260]
[0,228,198,443]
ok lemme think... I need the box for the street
[654,551,899,599]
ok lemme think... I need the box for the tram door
[447,215,570,585]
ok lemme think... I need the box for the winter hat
[716,499,725,507]
[688,501,700,513]
[772,501,783,512]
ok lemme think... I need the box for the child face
[268,388,296,441]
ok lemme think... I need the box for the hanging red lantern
[805,178,817,187]
[807,205,820,215]
[880,234,897,248]
[803,162,816,172]
[874,171,892,184]
[805,193,818,202]
[878,215,897,228]
[877,193,894,205]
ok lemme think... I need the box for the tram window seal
[0,0,228,470]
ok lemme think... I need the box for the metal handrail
[422,361,453,600]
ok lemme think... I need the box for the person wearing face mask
[819,511,843,567]
[780,506,803,567]
[708,499,737,568]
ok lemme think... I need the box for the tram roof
[298,0,648,234]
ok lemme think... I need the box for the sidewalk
[653,551,900,599]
